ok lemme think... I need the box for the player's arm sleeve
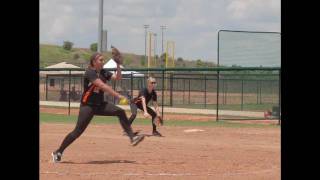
[85,69,98,83]
[152,91,157,101]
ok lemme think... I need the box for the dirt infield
[40,123,280,180]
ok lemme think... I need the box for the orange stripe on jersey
[82,85,96,104]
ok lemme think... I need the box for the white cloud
[226,0,280,22]
[40,0,280,61]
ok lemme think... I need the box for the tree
[63,41,73,51]
[176,57,184,67]
[232,64,241,67]
[73,53,80,60]
[196,59,203,67]
[124,58,132,66]
[140,58,145,66]
[90,43,98,52]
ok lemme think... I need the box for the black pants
[56,102,135,154]
[128,103,157,131]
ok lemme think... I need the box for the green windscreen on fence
[218,30,281,67]
[217,30,281,121]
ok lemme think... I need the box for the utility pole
[98,0,104,53]
[160,25,166,54]
[144,25,150,64]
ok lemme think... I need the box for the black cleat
[51,151,62,163]
[123,131,139,136]
[131,134,145,146]
[152,130,163,137]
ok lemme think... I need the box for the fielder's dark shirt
[80,68,113,106]
[133,88,157,105]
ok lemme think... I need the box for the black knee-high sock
[57,129,82,153]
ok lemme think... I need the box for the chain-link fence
[216,30,281,121]
[40,67,280,122]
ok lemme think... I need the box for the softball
[119,97,129,105]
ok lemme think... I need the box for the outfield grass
[40,113,279,128]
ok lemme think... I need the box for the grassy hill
[40,44,216,68]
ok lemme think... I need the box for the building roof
[45,62,81,69]
[40,62,84,76]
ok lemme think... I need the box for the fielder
[127,76,163,137]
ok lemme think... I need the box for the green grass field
[40,113,279,128]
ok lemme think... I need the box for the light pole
[160,25,166,54]
[102,30,107,52]
[98,0,104,53]
[144,25,150,64]
[153,33,157,66]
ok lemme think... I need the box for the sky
[40,0,280,63]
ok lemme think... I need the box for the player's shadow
[140,133,164,137]
[61,160,136,164]
[133,130,164,137]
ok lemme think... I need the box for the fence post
[183,79,185,104]
[241,79,244,111]
[170,73,173,106]
[278,70,281,125]
[216,30,220,121]
[162,69,165,119]
[204,75,207,108]
[68,70,71,116]
[222,79,224,105]
[260,81,262,104]
[257,80,259,104]
[131,72,133,99]
[188,79,191,104]
[45,75,48,101]
[225,80,228,104]
[216,70,220,121]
